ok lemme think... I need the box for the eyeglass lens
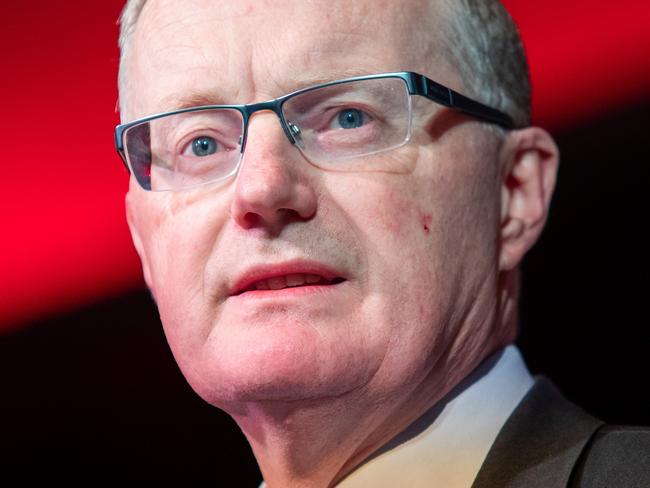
[123,77,412,191]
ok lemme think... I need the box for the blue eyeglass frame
[114,71,516,175]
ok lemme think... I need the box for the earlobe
[499,127,560,271]
[125,192,154,291]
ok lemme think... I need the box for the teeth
[249,273,331,291]
[305,274,322,284]
[267,276,287,290]
[286,273,306,286]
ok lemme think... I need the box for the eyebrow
[289,69,372,90]
[161,92,228,111]
[160,69,377,112]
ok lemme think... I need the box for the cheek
[131,191,230,337]
[327,144,501,383]
[336,175,444,318]
[353,187,431,243]
[350,149,458,246]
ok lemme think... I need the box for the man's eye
[190,136,218,156]
[336,109,365,129]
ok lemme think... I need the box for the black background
[1,101,648,485]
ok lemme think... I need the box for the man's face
[125,0,504,411]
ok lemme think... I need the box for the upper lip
[229,260,346,296]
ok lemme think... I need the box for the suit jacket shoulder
[570,425,650,488]
[471,376,603,488]
[472,377,650,488]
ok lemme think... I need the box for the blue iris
[192,136,218,156]
[338,109,364,129]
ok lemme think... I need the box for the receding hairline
[117,0,530,126]
[118,0,448,112]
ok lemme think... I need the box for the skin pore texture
[123,0,559,486]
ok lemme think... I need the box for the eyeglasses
[114,71,515,192]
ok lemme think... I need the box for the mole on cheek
[421,213,432,234]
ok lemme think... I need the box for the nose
[230,113,317,232]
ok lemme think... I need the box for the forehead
[127,0,448,117]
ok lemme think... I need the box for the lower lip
[230,282,345,300]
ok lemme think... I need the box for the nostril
[242,212,261,227]
[287,122,304,148]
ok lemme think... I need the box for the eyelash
[316,105,376,131]
[176,129,226,156]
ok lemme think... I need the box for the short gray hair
[117,0,530,126]
[117,0,147,117]
[441,0,531,127]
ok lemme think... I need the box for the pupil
[192,136,217,156]
[338,109,364,129]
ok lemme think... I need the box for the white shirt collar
[337,345,533,488]
[260,345,533,488]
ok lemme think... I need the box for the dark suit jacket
[471,377,650,488]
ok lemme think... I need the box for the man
[114,0,649,486]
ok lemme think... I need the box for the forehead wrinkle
[130,0,452,117]
[264,33,381,94]
[137,10,227,67]
[132,2,260,114]
[249,6,427,96]
[242,0,438,94]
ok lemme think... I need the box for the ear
[125,191,154,291]
[499,127,559,271]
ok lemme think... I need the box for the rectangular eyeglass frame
[114,71,516,174]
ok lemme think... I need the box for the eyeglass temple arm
[114,126,131,172]
[412,74,516,130]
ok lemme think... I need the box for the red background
[2,0,650,331]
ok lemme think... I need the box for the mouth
[236,274,345,295]
[230,263,347,297]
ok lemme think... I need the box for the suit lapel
[471,377,603,488]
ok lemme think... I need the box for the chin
[175,328,378,408]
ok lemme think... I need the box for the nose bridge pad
[276,109,301,147]
[287,121,305,149]
[277,115,296,144]
[272,102,300,147]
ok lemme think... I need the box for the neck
[234,396,384,487]
[231,271,520,488]
[228,353,492,487]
